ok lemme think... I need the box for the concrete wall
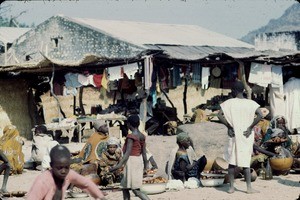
[255,31,300,51]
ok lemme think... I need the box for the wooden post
[236,60,252,99]
[79,87,85,115]
[183,77,188,114]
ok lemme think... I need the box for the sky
[1,0,297,39]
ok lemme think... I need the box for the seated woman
[261,115,292,153]
[0,125,24,175]
[98,137,123,186]
[167,132,207,182]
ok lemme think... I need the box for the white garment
[121,155,143,189]
[248,63,272,87]
[42,140,59,170]
[31,134,55,162]
[201,67,210,89]
[269,86,285,118]
[271,65,283,88]
[144,56,153,90]
[220,98,259,168]
[284,77,300,130]
[77,74,89,86]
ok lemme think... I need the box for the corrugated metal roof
[65,15,254,48]
[0,27,31,44]
[145,44,300,61]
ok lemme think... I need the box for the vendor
[167,132,207,182]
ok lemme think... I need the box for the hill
[241,3,300,44]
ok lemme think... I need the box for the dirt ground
[2,122,300,200]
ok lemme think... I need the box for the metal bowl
[140,183,166,195]
[201,178,225,187]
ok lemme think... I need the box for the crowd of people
[0,81,299,199]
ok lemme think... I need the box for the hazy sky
[1,0,297,39]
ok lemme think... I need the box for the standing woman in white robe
[217,81,263,194]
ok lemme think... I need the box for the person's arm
[0,150,9,164]
[253,144,277,157]
[109,139,133,172]
[142,140,148,173]
[69,170,106,200]
[244,108,263,138]
[217,109,235,137]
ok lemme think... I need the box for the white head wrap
[93,119,106,131]
[107,137,120,147]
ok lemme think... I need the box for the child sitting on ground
[98,137,123,186]
[26,145,107,200]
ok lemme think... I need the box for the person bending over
[26,145,106,200]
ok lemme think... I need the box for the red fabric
[123,134,145,156]
[93,74,103,88]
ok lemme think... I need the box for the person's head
[106,137,120,155]
[93,120,108,134]
[231,81,244,97]
[176,132,191,149]
[276,117,287,129]
[50,145,71,180]
[127,115,140,130]
[34,125,47,135]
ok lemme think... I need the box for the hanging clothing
[201,67,210,89]
[248,63,272,87]
[284,77,300,130]
[101,69,109,91]
[172,66,182,87]
[271,65,283,88]
[269,86,285,118]
[220,98,259,168]
[144,56,153,90]
[192,63,201,84]
[93,74,103,88]
[64,73,82,88]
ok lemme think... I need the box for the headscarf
[176,132,190,144]
[0,125,24,174]
[93,119,106,131]
[107,137,120,147]
[270,115,286,129]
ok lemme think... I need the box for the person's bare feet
[246,188,260,194]
[227,187,235,194]
[0,188,8,194]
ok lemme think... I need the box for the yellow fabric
[101,69,109,90]
[79,132,108,163]
[0,125,24,174]
[257,119,270,138]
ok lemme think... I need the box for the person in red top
[110,114,149,200]
[26,145,106,200]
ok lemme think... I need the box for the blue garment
[65,73,82,88]
[173,154,198,178]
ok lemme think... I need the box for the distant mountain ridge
[241,3,300,44]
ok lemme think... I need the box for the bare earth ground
[2,122,300,200]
